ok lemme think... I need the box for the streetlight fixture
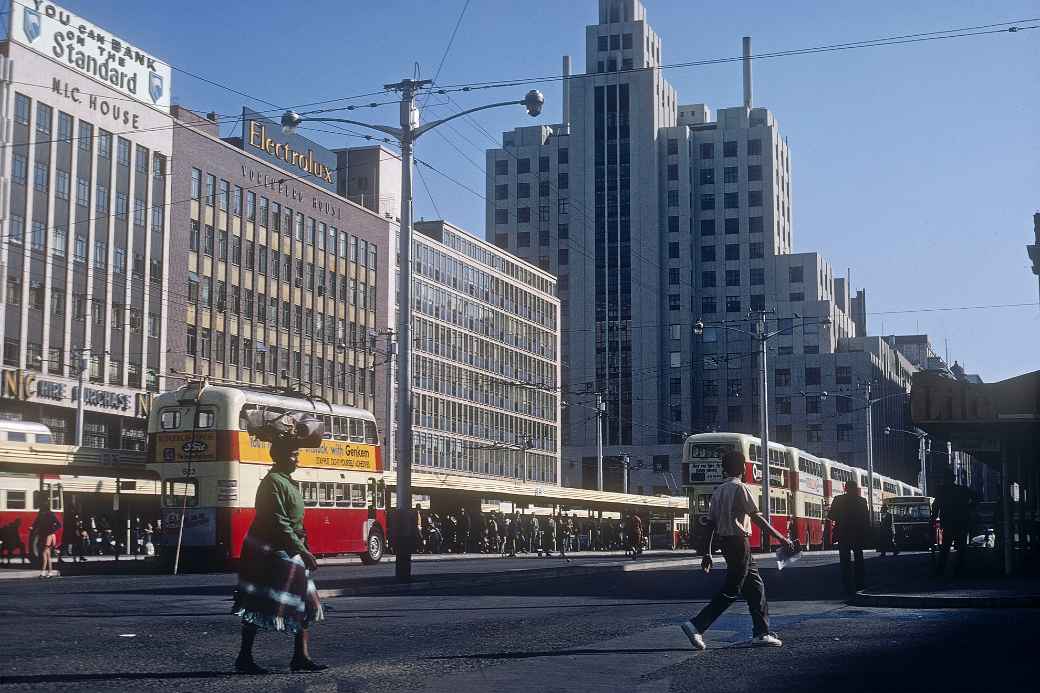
[281,82,543,582]
[884,426,929,496]
[694,313,831,535]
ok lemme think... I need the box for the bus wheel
[360,530,385,565]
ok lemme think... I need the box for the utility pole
[864,381,877,525]
[918,434,928,496]
[596,393,605,491]
[75,348,89,445]
[622,454,630,494]
[383,329,396,474]
[757,314,771,529]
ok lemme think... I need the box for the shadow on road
[423,647,691,661]
[0,671,235,685]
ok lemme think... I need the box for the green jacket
[252,469,308,556]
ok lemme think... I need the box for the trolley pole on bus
[282,81,544,582]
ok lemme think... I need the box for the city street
[1,552,1034,692]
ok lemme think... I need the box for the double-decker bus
[147,382,387,567]
[683,433,791,552]
[822,459,856,548]
[788,447,825,549]
[0,421,63,564]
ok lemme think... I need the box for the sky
[45,0,1040,382]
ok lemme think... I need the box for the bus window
[301,482,318,508]
[349,419,365,443]
[196,410,216,429]
[318,483,335,507]
[36,434,52,444]
[350,484,366,508]
[333,418,349,441]
[160,410,182,430]
[161,479,198,508]
[334,483,349,507]
[7,432,26,442]
[321,416,334,439]
[6,490,26,510]
[364,420,378,444]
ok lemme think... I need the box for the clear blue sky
[58,1,1039,382]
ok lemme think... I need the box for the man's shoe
[234,657,269,675]
[290,658,329,673]
[681,621,706,650]
[751,633,783,647]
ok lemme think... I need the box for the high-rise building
[487,0,924,490]
[0,2,173,446]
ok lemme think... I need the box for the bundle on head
[243,409,324,449]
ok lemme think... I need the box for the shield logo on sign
[23,7,42,43]
[148,71,164,104]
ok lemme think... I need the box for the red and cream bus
[683,432,792,552]
[822,458,856,548]
[148,382,387,567]
[787,447,825,549]
[0,421,64,564]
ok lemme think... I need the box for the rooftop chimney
[742,36,753,113]
[562,55,572,135]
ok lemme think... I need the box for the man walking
[828,479,870,597]
[932,468,973,577]
[681,450,794,650]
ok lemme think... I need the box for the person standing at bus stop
[681,449,793,650]
[828,479,870,597]
[31,501,62,578]
[232,440,326,675]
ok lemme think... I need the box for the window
[669,351,681,368]
[115,191,128,218]
[699,143,714,159]
[803,344,819,355]
[701,295,717,314]
[558,197,568,215]
[203,225,215,256]
[726,296,741,313]
[748,138,762,155]
[748,165,762,182]
[49,226,66,256]
[539,156,550,173]
[748,190,763,207]
[668,190,679,207]
[723,140,738,157]
[837,424,853,442]
[135,144,149,174]
[749,216,763,234]
[558,148,569,164]
[725,244,740,261]
[14,93,30,124]
[699,219,715,237]
[558,172,569,190]
[116,137,131,166]
[836,366,852,385]
[668,294,681,311]
[74,236,87,263]
[701,245,716,262]
[807,424,823,443]
[789,266,804,283]
[93,241,107,269]
[790,291,805,302]
[517,207,531,224]
[517,182,530,199]
[517,158,531,174]
[55,169,70,200]
[36,103,52,135]
[98,130,112,159]
[667,164,678,181]
[837,397,852,414]
[699,168,714,185]
[724,192,738,209]
[133,198,146,226]
[776,396,792,414]
[12,154,27,185]
[34,161,49,192]
[778,317,794,334]
[668,242,680,259]
[806,395,820,415]
[246,192,256,221]
[517,232,530,247]
[190,168,201,200]
[700,270,715,288]
[750,267,764,285]
[725,269,740,287]
[750,294,765,311]
[721,218,737,235]
[727,378,743,397]
[494,184,509,201]
[775,369,791,387]
[28,283,44,310]
[700,194,715,211]
[805,367,821,386]
[703,379,719,397]
[9,215,24,244]
[750,242,764,259]
[494,159,508,175]
[558,248,568,265]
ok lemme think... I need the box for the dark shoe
[235,657,269,675]
[290,658,329,673]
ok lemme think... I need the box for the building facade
[0,2,173,446]
[486,0,928,491]
[409,221,561,484]
[168,107,394,418]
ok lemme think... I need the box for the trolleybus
[147,382,387,567]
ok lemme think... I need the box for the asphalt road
[0,552,1034,692]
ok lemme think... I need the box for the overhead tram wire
[423,18,1040,95]
[418,0,472,117]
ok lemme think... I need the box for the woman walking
[31,502,61,578]
[232,440,326,674]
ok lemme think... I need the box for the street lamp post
[884,426,929,496]
[695,313,831,538]
[282,84,544,582]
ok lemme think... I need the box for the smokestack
[742,36,753,113]
[562,55,572,135]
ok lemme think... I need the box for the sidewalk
[852,552,1040,608]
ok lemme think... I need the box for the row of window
[691,165,764,185]
[300,482,381,509]
[0,339,158,390]
[411,429,558,484]
[492,150,568,176]
[493,175,569,200]
[494,198,569,225]
[676,216,765,236]
[438,226,557,299]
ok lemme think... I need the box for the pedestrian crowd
[397,507,649,557]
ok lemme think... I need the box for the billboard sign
[10,1,172,109]
[240,107,338,193]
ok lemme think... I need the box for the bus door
[689,486,715,553]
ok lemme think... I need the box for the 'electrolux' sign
[240,107,338,193]
[9,0,172,109]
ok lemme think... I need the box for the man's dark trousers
[839,543,864,595]
[693,535,769,637]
